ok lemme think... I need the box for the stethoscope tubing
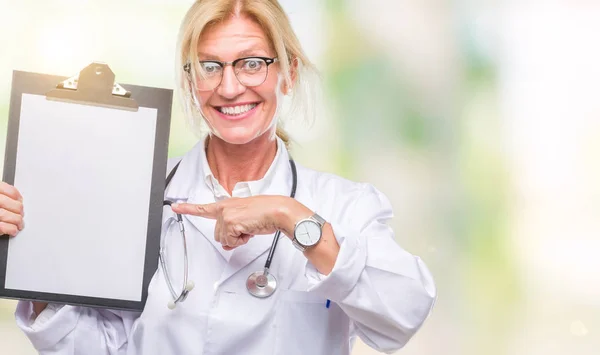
[262,158,297,271]
[160,201,193,307]
[161,158,297,307]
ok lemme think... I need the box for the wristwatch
[292,213,326,252]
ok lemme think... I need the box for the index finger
[0,182,22,202]
[172,203,218,219]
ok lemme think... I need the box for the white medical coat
[15,137,436,355]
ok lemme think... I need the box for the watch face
[295,220,321,247]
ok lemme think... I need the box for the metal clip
[56,74,131,98]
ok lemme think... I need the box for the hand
[0,182,24,237]
[171,196,312,251]
[0,182,48,315]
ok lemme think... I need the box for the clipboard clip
[46,62,139,111]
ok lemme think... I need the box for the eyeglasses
[184,56,278,91]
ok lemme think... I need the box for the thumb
[172,203,218,219]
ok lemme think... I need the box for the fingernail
[171,203,179,208]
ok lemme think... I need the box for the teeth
[219,104,257,116]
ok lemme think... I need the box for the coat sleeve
[15,301,140,354]
[304,183,437,353]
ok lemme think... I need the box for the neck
[205,132,278,195]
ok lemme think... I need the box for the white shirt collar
[164,136,290,203]
[199,135,286,199]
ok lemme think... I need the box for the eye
[241,59,264,72]
[200,62,222,76]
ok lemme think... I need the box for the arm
[33,302,48,316]
[277,202,340,275]
[170,182,436,352]
[15,301,139,355]
[279,184,437,353]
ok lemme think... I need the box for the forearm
[301,223,338,274]
[16,301,137,354]
[276,197,340,275]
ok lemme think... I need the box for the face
[193,15,283,145]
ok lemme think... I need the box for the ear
[281,57,299,95]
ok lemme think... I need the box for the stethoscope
[160,158,297,309]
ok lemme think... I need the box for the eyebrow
[197,49,270,61]
[239,49,269,57]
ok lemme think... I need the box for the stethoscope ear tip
[185,281,195,292]
[167,301,177,310]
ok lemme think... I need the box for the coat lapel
[185,186,235,261]
[164,138,234,261]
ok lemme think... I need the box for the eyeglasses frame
[183,56,279,90]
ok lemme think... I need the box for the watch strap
[311,213,326,226]
[292,238,306,252]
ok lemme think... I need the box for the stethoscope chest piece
[246,269,277,298]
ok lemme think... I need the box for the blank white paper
[5,94,158,302]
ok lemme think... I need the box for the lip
[212,102,261,121]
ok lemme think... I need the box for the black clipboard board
[0,63,172,311]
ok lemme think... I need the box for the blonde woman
[4,1,436,354]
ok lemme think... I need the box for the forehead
[197,15,272,59]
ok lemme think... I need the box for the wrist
[275,197,312,239]
[32,302,48,317]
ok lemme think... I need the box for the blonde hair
[175,0,320,148]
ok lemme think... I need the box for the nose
[216,65,246,99]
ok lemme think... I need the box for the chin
[211,127,265,145]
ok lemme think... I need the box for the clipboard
[0,63,173,311]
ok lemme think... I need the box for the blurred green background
[1,1,599,354]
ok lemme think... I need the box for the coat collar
[164,138,204,202]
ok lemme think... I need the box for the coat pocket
[280,289,328,304]
[274,289,349,355]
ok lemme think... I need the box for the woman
[2,1,436,354]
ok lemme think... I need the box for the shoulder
[296,163,363,196]
[295,162,393,222]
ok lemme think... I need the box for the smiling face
[193,15,282,145]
